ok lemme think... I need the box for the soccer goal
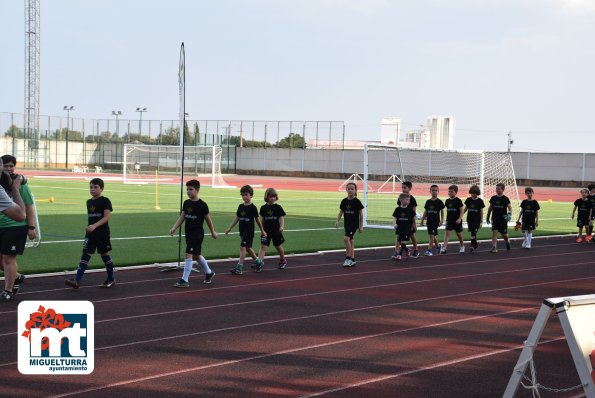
[363,144,520,229]
[122,144,234,188]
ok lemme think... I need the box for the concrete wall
[238,148,595,184]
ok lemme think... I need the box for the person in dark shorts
[65,178,116,289]
[397,181,420,257]
[486,183,513,253]
[516,187,540,249]
[257,187,287,270]
[335,182,364,267]
[442,185,465,254]
[0,155,33,302]
[572,188,593,243]
[392,193,416,261]
[420,185,444,256]
[587,183,595,242]
[225,185,265,275]
[464,185,485,253]
[169,179,218,287]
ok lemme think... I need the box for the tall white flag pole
[177,42,186,269]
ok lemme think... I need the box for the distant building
[380,115,454,150]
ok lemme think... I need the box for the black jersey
[236,203,259,237]
[445,197,464,223]
[574,198,593,221]
[340,197,364,230]
[397,195,417,209]
[86,196,112,236]
[464,197,485,225]
[183,198,209,235]
[489,195,511,221]
[520,199,540,224]
[589,195,595,218]
[424,198,445,225]
[393,206,416,234]
[260,203,286,234]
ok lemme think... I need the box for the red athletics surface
[24,169,584,201]
[1,236,594,397]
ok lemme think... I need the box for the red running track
[1,236,594,397]
[25,170,583,202]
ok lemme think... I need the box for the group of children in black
[337,181,595,266]
[63,179,594,290]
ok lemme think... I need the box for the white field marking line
[0,248,590,318]
[47,308,559,398]
[39,227,340,244]
[298,336,567,398]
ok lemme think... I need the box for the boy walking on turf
[392,193,416,260]
[442,185,465,254]
[225,185,265,274]
[169,179,217,287]
[65,178,116,289]
[516,187,540,249]
[398,181,420,257]
[257,188,287,270]
[572,188,593,243]
[464,185,485,253]
[486,183,513,253]
[420,185,444,256]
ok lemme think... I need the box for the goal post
[363,144,520,229]
[122,144,234,187]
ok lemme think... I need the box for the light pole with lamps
[63,106,74,168]
[136,107,147,142]
[111,110,122,138]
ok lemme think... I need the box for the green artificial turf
[8,179,584,275]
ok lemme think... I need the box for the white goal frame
[122,144,233,188]
[363,144,520,229]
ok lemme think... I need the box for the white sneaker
[342,258,352,267]
[459,246,465,254]
[521,239,527,248]
[424,249,433,256]
[525,243,531,249]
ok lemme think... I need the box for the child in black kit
[420,185,444,256]
[225,185,265,275]
[65,178,116,289]
[392,193,416,260]
[464,185,485,253]
[442,185,465,254]
[572,188,593,243]
[257,187,287,270]
[516,187,540,249]
[335,182,364,267]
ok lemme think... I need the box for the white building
[380,115,454,150]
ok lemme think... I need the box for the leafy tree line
[3,124,307,148]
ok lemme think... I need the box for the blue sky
[1,0,594,152]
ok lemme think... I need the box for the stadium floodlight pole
[177,43,186,270]
[136,107,147,142]
[63,106,74,168]
[111,110,122,137]
[507,131,513,153]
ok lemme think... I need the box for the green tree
[4,124,22,138]
[275,132,305,148]
[194,122,200,145]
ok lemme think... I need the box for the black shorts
[522,219,536,231]
[240,234,254,249]
[344,226,358,239]
[577,218,590,228]
[397,233,410,242]
[0,226,28,255]
[491,219,508,234]
[261,233,285,247]
[185,232,204,255]
[426,223,439,236]
[84,232,112,254]
[467,222,480,235]
[445,220,463,233]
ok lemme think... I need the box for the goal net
[122,144,234,187]
[363,144,520,229]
